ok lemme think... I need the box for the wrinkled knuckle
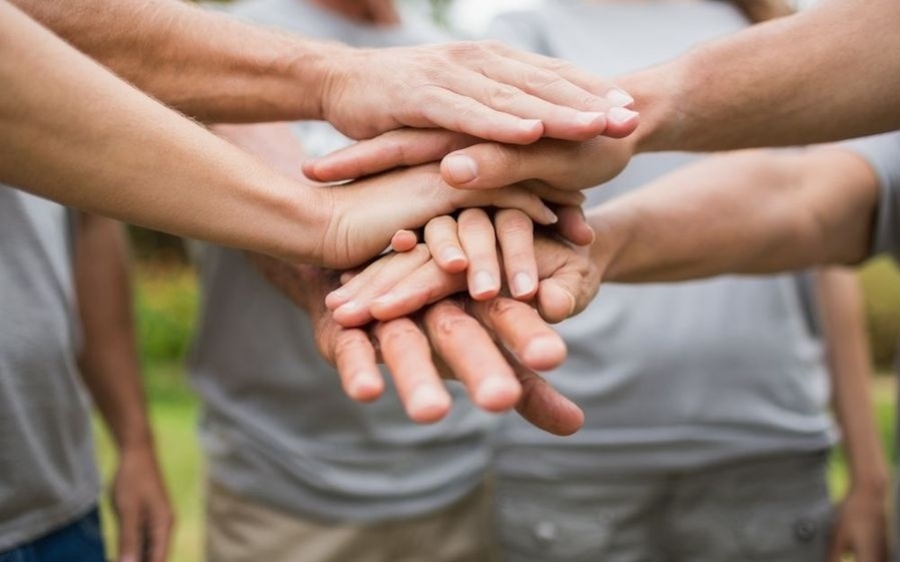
[447,41,484,59]
[487,297,518,320]
[432,313,469,337]
[497,210,534,235]
[379,324,421,347]
[489,84,521,106]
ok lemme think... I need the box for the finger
[147,505,174,562]
[424,215,467,273]
[116,499,140,562]
[442,134,625,192]
[370,261,467,321]
[494,209,538,300]
[495,46,640,137]
[458,209,500,300]
[332,327,384,402]
[390,229,419,252]
[408,86,545,145]
[423,300,521,412]
[302,129,479,183]
[469,297,567,372]
[519,180,586,208]
[505,350,584,436]
[375,318,451,423]
[446,70,608,141]
[554,205,595,246]
[456,185,558,226]
[333,246,433,327]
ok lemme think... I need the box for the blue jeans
[0,508,105,562]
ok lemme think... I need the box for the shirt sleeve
[839,132,900,260]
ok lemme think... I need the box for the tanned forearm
[0,2,323,263]
[623,0,900,153]
[11,0,336,122]
[75,215,154,451]
[815,268,889,492]
[588,149,880,282]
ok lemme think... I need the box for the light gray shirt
[0,187,99,551]
[842,133,900,260]
[189,0,496,523]
[491,1,835,478]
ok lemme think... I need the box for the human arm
[815,268,890,562]
[11,0,635,142]
[74,214,173,562]
[0,4,561,270]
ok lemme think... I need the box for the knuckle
[432,312,470,337]
[487,296,519,320]
[378,323,422,347]
[488,84,521,107]
[497,209,534,235]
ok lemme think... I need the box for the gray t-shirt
[189,0,496,524]
[841,133,900,260]
[492,1,835,478]
[0,187,99,551]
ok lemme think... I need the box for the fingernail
[513,272,535,297]
[472,271,496,297]
[475,377,519,409]
[575,111,605,127]
[349,374,382,401]
[544,207,559,224]
[441,247,466,266]
[519,118,542,133]
[606,88,635,107]
[407,386,449,419]
[336,300,360,314]
[607,107,639,127]
[443,155,478,184]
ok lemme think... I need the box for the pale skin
[3,1,589,272]
[214,121,585,433]
[74,215,173,562]
[306,0,900,189]
[10,0,639,141]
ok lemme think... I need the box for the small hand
[320,40,638,143]
[828,484,890,562]
[111,445,174,562]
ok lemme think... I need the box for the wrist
[587,204,635,281]
[294,40,356,123]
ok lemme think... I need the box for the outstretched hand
[320,40,638,143]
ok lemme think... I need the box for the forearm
[816,268,889,491]
[246,252,334,314]
[623,0,900,153]
[1,2,324,264]
[75,215,154,451]
[589,149,878,282]
[11,0,336,122]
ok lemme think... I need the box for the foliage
[860,258,900,370]
[134,264,198,366]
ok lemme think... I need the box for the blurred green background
[90,232,900,562]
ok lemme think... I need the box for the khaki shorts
[496,453,834,562]
[206,478,500,562]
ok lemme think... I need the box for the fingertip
[391,230,419,252]
[333,301,372,327]
[325,289,350,309]
[511,272,537,300]
[347,372,385,402]
[605,107,640,137]
[520,334,567,372]
[442,154,479,186]
[474,377,521,412]
[406,386,452,423]
[438,247,468,273]
[470,271,499,301]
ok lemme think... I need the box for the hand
[828,484,890,562]
[319,40,639,143]
[110,445,174,562]
[303,128,637,193]
[327,230,600,328]
[248,255,583,435]
[316,163,581,268]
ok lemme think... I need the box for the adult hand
[828,483,890,562]
[303,129,637,193]
[213,123,580,269]
[110,445,174,562]
[328,228,600,328]
[249,256,583,434]
[319,40,638,143]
